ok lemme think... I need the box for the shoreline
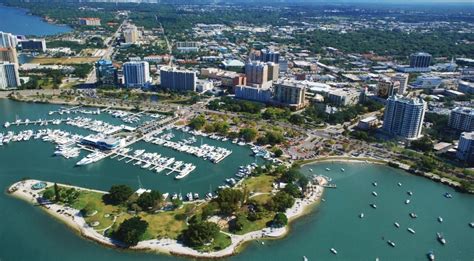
[7,177,327,259]
[297,156,470,193]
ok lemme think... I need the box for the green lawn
[194,232,232,252]
[242,175,276,194]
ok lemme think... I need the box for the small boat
[398,182,402,187]
[309,168,313,172]
[470,222,474,228]
[340,168,345,172]
[444,192,452,199]
[410,213,418,218]
[330,248,337,254]
[427,251,435,261]
[303,256,308,261]
[387,240,396,247]
[407,191,413,196]
[405,199,410,204]
[373,182,377,187]
[437,233,446,245]
[372,191,378,197]
[370,204,377,209]
[359,213,364,218]
[325,168,331,171]
[438,216,443,223]
[394,222,400,228]
[407,228,416,234]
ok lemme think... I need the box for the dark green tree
[181,221,220,247]
[272,212,288,228]
[114,217,148,246]
[104,185,134,205]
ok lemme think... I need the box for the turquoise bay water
[0,5,71,36]
[0,99,473,260]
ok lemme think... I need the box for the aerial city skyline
[0,0,473,260]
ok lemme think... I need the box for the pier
[4,118,68,128]
[48,105,84,115]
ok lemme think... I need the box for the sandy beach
[8,177,327,259]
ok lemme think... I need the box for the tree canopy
[114,217,148,246]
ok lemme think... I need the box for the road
[85,19,128,84]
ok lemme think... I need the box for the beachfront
[8,177,327,259]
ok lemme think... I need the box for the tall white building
[245,61,268,86]
[123,25,139,44]
[457,132,474,162]
[0,32,17,48]
[392,73,409,95]
[382,95,426,140]
[448,107,474,132]
[0,62,20,89]
[123,61,150,88]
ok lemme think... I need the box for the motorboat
[387,240,396,247]
[410,213,418,218]
[370,204,377,209]
[407,228,416,234]
[325,168,331,171]
[394,222,400,228]
[438,216,443,223]
[340,168,345,172]
[359,213,364,218]
[372,191,378,197]
[330,248,337,255]
[444,192,453,199]
[405,199,410,204]
[372,182,377,187]
[398,182,402,187]
[437,233,446,245]
[427,251,435,261]
[407,191,413,196]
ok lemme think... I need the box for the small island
[8,165,327,258]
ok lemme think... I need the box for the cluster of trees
[47,38,105,53]
[181,215,220,247]
[256,130,285,145]
[103,185,164,212]
[304,100,384,125]
[207,97,264,114]
[410,136,434,152]
[42,183,79,205]
[114,217,149,246]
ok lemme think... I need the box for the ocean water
[0,5,71,36]
[0,99,473,261]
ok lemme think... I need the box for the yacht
[330,248,337,255]
[398,182,402,187]
[340,168,345,172]
[372,182,377,187]
[437,233,446,245]
[387,240,396,247]
[394,222,400,228]
[410,213,418,218]
[359,213,364,218]
[469,222,474,228]
[76,152,105,166]
[405,199,410,204]
[407,228,416,234]
[309,168,313,172]
[4,122,10,128]
[370,204,377,209]
[303,256,308,261]
[438,216,443,223]
[427,251,435,261]
[186,192,193,201]
[407,191,413,196]
[372,191,378,197]
[325,168,331,171]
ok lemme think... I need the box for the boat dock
[49,105,84,115]
[323,184,337,188]
[4,118,68,128]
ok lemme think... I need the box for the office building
[279,58,288,73]
[123,61,150,88]
[160,66,197,92]
[79,18,101,26]
[176,42,199,52]
[260,49,280,63]
[377,78,400,98]
[273,81,307,109]
[19,39,46,52]
[245,61,268,86]
[382,95,426,140]
[0,62,21,89]
[327,88,360,106]
[392,73,409,95]
[95,59,117,86]
[0,32,17,48]
[0,47,18,64]
[410,52,432,68]
[201,68,246,87]
[357,116,379,130]
[458,80,474,95]
[266,62,279,82]
[457,132,474,162]
[123,25,139,44]
[235,85,272,103]
[448,107,474,132]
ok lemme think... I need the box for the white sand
[8,177,327,258]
